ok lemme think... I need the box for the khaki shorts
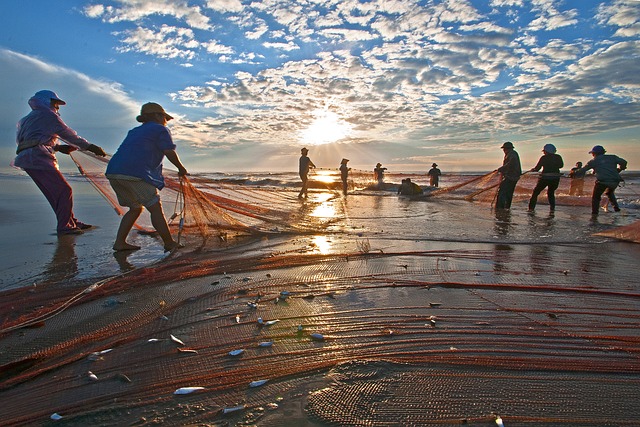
[107,174,160,208]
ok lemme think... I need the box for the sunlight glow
[312,170,337,184]
[311,235,332,255]
[311,193,337,219]
[300,109,353,145]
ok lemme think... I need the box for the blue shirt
[106,122,176,189]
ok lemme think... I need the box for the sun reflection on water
[311,235,332,254]
[311,193,337,219]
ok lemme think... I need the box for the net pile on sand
[1,244,639,425]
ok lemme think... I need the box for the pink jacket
[14,94,91,170]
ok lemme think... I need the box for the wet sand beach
[1,172,640,426]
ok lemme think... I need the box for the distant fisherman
[397,178,423,196]
[339,158,351,195]
[13,90,107,235]
[574,145,627,216]
[427,163,441,187]
[374,163,387,186]
[527,144,564,213]
[298,147,316,199]
[495,141,522,210]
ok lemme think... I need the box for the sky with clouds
[1,0,639,173]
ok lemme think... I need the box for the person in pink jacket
[14,90,107,235]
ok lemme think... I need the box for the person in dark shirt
[339,158,351,195]
[427,163,441,187]
[573,145,627,216]
[495,141,521,210]
[527,144,564,212]
[298,147,316,199]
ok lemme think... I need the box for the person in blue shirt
[14,90,107,235]
[106,102,188,252]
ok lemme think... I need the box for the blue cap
[33,90,66,105]
[589,145,605,155]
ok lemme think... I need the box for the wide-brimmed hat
[500,141,514,149]
[301,147,309,153]
[341,158,349,163]
[376,163,382,167]
[137,102,173,122]
[432,163,438,167]
[34,90,66,105]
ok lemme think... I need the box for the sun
[300,109,352,145]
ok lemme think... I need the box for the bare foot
[164,241,185,252]
[113,243,141,251]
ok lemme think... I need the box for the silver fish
[87,371,98,381]
[222,405,245,414]
[310,333,325,341]
[50,413,63,421]
[174,386,205,395]
[258,341,273,347]
[249,379,269,388]
[171,334,185,346]
[229,349,245,356]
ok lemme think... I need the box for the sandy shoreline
[1,173,640,426]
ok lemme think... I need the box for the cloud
[71,0,640,171]
[115,25,199,60]
[596,0,640,37]
[83,0,212,30]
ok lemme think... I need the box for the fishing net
[1,152,639,425]
[68,151,339,248]
[595,219,640,243]
[425,170,595,207]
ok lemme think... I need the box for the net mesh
[0,152,638,425]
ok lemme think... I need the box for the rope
[176,176,187,244]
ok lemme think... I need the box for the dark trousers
[528,178,560,211]
[496,179,518,209]
[25,168,78,232]
[592,182,619,215]
[298,174,309,198]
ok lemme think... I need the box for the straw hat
[137,102,173,122]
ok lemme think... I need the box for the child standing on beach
[106,102,188,252]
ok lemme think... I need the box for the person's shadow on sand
[41,235,79,283]
[113,250,136,272]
